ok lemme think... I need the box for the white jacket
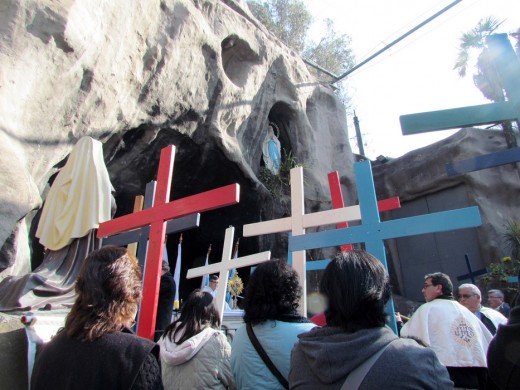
[158,325,235,390]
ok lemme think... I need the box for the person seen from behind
[158,289,235,390]
[31,245,163,390]
[231,259,315,390]
[289,250,453,389]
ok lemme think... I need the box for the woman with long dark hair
[231,259,315,390]
[30,245,162,390]
[158,290,235,390]
[289,250,452,389]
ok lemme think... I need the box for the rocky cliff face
[0,0,355,277]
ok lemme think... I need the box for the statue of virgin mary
[262,123,282,175]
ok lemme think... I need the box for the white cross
[243,166,367,315]
[186,226,271,322]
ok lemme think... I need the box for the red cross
[97,145,240,340]
[327,171,400,253]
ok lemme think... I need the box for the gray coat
[159,327,235,390]
[289,326,453,390]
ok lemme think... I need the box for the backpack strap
[246,323,289,389]
[341,339,396,390]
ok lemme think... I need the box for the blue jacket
[231,319,315,390]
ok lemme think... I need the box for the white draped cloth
[36,137,113,251]
[480,306,508,329]
[401,299,492,367]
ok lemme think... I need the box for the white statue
[262,123,282,175]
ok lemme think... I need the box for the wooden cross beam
[456,254,487,284]
[244,168,400,313]
[243,168,328,312]
[127,195,144,257]
[186,226,271,322]
[400,101,519,135]
[101,181,200,333]
[289,160,482,333]
[446,146,520,176]
[294,171,400,272]
[328,171,352,253]
[400,34,520,135]
[97,145,240,340]
[102,181,200,273]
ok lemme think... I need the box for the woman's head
[66,245,142,341]
[321,250,390,332]
[164,289,219,344]
[243,259,301,324]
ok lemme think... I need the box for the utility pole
[353,111,365,156]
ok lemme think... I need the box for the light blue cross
[289,160,482,333]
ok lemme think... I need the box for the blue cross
[456,254,487,284]
[446,147,520,176]
[289,160,482,333]
[400,34,520,175]
[400,34,520,136]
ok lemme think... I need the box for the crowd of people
[30,246,519,390]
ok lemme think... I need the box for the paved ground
[0,312,28,390]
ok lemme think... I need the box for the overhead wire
[344,0,479,80]
[331,0,485,82]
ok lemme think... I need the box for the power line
[331,0,464,83]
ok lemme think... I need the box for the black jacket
[31,328,162,390]
[487,306,520,389]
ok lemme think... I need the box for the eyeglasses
[487,295,499,299]
[423,283,434,289]
[458,294,476,299]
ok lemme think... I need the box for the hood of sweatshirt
[295,326,397,385]
[158,325,219,366]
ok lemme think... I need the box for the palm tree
[454,17,517,148]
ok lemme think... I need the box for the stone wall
[0,0,355,277]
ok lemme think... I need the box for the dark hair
[209,275,219,282]
[66,246,142,341]
[321,250,391,332]
[243,259,301,325]
[164,289,220,344]
[425,272,453,297]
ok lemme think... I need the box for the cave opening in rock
[27,127,268,304]
[104,127,270,301]
[221,34,261,88]
[259,101,297,177]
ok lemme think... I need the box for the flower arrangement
[478,221,520,303]
[227,272,244,310]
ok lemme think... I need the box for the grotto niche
[258,101,297,198]
[97,126,277,301]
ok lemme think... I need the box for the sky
[304,0,520,159]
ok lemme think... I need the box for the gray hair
[487,289,504,299]
[458,283,481,297]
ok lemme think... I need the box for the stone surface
[0,0,355,283]
[2,0,518,300]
